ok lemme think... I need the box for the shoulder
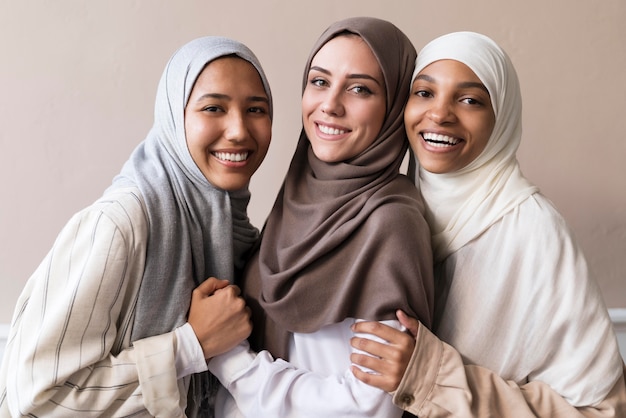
[365,176,430,242]
[66,186,149,250]
[471,193,589,288]
[502,193,574,246]
[92,186,147,221]
[369,174,425,216]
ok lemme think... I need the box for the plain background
[1,1,625,324]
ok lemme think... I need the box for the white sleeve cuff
[174,323,208,379]
[207,341,258,387]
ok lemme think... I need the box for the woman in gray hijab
[0,36,272,417]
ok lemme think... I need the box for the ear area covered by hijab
[243,17,434,359]
[412,31,538,261]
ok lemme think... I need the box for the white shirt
[433,193,622,406]
[206,318,404,417]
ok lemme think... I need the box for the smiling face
[301,34,387,163]
[184,56,271,190]
[404,59,496,174]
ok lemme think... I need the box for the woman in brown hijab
[208,17,433,417]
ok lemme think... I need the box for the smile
[213,151,249,162]
[422,132,461,148]
[318,123,348,136]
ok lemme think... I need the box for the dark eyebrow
[416,74,489,95]
[194,93,269,104]
[249,96,270,105]
[458,81,489,94]
[309,65,382,87]
[195,93,229,102]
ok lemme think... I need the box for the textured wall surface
[1,1,625,323]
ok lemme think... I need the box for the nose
[427,98,456,124]
[320,89,345,117]
[224,111,248,143]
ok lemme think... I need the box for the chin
[420,163,447,175]
[207,177,250,191]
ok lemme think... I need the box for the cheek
[360,100,386,134]
[255,121,272,149]
[403,101,421,126]
[184,114,204,144]
[475,116,496,152]
[301,89,316,116]
[300,95,317,137]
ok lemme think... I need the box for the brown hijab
[242,17,434,358]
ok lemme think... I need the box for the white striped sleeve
[0,194,180,417]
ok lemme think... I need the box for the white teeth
[422,132,460,146]
[214,151,249,162]
[318,124,347,135]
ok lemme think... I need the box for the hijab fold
[243,17,433,358]
[107,36,272,415]
[410,32,538,262]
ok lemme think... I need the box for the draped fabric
[243,17,434,358]
[107,36,272,415]
[409,31,538,262]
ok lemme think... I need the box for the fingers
[350,320,416,393]
[350,335,387,358]
[350,343,407,392]
[351,320,408,346]
[396,310,419,338]
[194,277,230,297]
[352,321,395,341]
[350,365,398,393]
[188,279,252,359]
[351,336,407,364]
[215,284,241,297]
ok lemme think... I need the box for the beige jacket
[394,323,626,417]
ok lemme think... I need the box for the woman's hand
[350,310,419,392]
[188,277,252,359]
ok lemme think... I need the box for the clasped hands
[188,277,252,360]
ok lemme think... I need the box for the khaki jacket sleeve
[392,323,626,417]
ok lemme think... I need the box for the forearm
[394,324,626,418]
[1,335,144,416]
[209,322,403,417]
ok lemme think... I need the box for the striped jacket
[0,187,190,417]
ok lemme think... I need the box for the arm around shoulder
[394,323,626,418]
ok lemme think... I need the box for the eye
[248,106,268,114]
[460,97,485,106]
[202,105,223,113]
[310,77,328,88]
[350,85,373,96]
[413,89,432,98]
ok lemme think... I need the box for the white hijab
[411,32,538,262]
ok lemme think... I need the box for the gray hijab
[108,36,272,414]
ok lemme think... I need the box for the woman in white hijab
[0,36,272,417]
[350,31,626,417]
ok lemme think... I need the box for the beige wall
[1,0,625,323]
